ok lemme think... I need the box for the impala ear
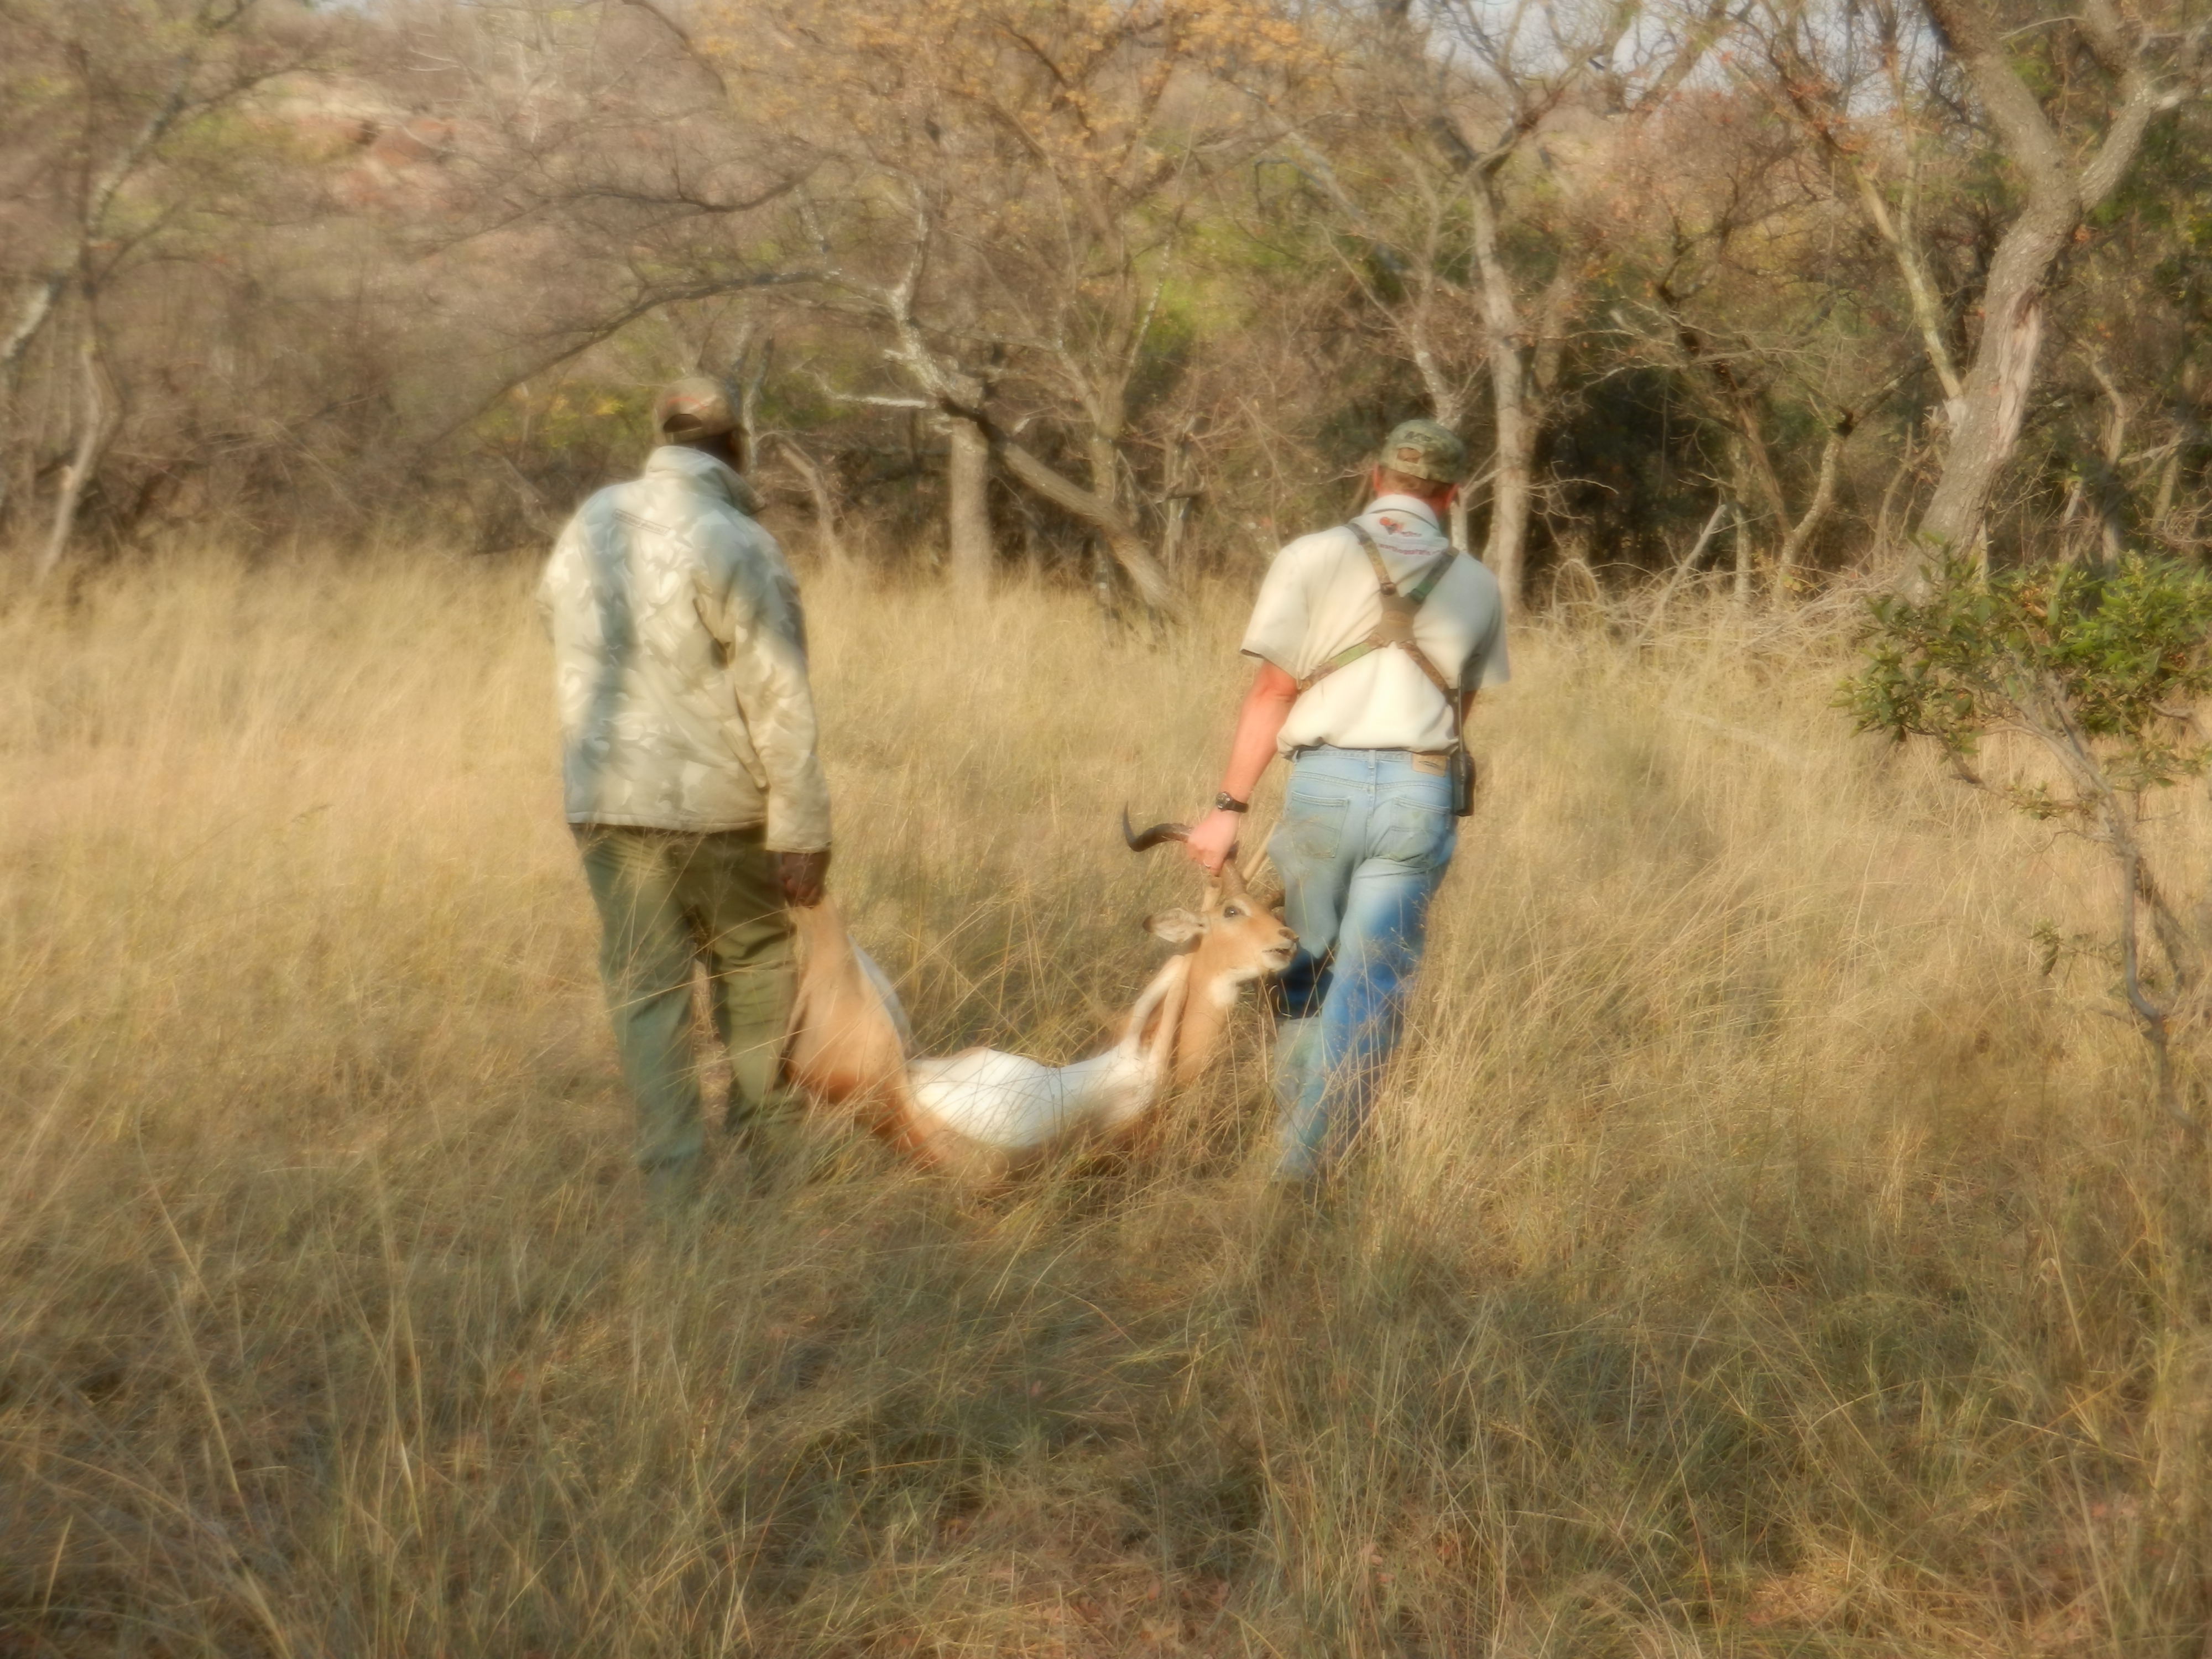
[1145,907,1206,944]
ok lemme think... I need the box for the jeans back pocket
[1278,790,1351,863]
[1368,797,1454,870]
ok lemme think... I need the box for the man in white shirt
[1183,420,1509,1181]
[539,377,832,1207]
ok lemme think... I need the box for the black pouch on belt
[1448,744,1475,817]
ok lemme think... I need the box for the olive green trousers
[572,825,796,1194]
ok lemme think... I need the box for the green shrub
[1845,553,2212,1131]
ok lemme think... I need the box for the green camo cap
[1378,418,1467,486]
[654,375,739,441]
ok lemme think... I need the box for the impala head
[1122,812,1298,982]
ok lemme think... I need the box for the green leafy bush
[1845,553,2212,1131]
[1847,553,2212,794]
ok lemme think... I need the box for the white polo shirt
[1240,495,1509,754]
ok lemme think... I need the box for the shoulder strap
[1346,520,1397,594]
[1401,544,1456,606]
[1298,522,1461,700]
[1347,519,1458,609]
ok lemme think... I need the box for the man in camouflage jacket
[538,376,831,1204]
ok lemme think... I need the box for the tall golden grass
[3,551,2208,1657]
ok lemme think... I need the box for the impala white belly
[911,1046,1152,1152]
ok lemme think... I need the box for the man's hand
[778,849,831,908]
[1185,808,1241,875]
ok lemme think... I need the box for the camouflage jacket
[537,446,831,852]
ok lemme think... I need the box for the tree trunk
[1083,427,1126,587]
[1161,494,1190,578]
[1780,107,1968,413]
[1486,382,1533,614]
[989,434,1169,609]
[1468,179,1530,614]
[34,326,118,585]
[885,259,1167,604]
[1774,416,1852,590]
[771,435,848,571]
[938,394,1170,608]
[0,274,65,389]
[1916,265,2055,564]
[1159,424,1198,578]
[1085,431,1120,508]
[1914,0,2163,565]
[2151,440,2182,536]
[2086,353,2133,563]
[945,415,992,589]
[1468,185,1579,614]
[1851,153,1966,414]
[1721,375,1786,540]
[2,274,66,526]
[1729,478,1754,608]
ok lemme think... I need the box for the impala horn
[1121,809,1190,852]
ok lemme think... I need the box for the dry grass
[3,551,2210,1657]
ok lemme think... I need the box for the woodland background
[3,0,2207,602]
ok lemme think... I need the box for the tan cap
[654,375,738,441]
[1378,418,1467,486]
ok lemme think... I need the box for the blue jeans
[1266,748,1457,1177]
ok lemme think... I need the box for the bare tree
[1911,0,2204,564]
[385,1,822,465]
[1609,82,1902,596]
[1749,1,1970,415]
[1238,99,1490,549]
[1436,1,1738,613]
[702,0,1303,602]
[0,0,280,577]
[1288,0,1730,613]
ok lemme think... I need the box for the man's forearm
[1186,663,1298,873]
[1219,664,1298,800]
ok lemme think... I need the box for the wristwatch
[1213,792,1250,814]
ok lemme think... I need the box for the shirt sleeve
[695,523,833,853]
[1238,536,1324,678]
[1468,593,1510,688]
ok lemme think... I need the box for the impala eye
[1224,904,1244,917]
